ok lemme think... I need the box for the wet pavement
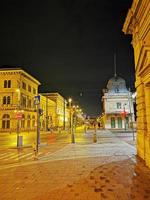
[0,129,150,200]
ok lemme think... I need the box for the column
[136,79,147,160]
[144,84,150,167]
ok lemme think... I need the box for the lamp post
[123,104,127,131]
[16,89,22,148]
[128,90,135,141]
[68,98,75,143]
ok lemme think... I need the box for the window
[7,96,11,104]
[28,85,31,92]
[21,114,25,129]
[2,114,10,129]
[33,88,36,94]
[115,86,119,93]
[22,82,26,90]
[22,96,26,107]
[117,117,122,128]
[4,80,11,88]
[28,99,32,108]
[3,96,7,104]
[27,115,31,129]
[111,117,115,128]
[8,80,11,88]
[4,80,7,88]
[116,102,121,109]
[3,96,11,105]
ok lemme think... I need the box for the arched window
[3,96,7,104]
[21,114,25,129]
[3,96,11,105]
[27,115,31,129]
[4,80,7,88]
[117,117,122,128]
[2,114,10,129]
[111,117,115,128]
[7,96,11,104]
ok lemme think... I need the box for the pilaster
[136,81,147,160]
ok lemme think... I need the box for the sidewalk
[0,129,150,200]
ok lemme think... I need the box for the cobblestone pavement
[1,129,150,200]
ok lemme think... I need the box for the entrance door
[118,117,122,128]
[111,117,115,128]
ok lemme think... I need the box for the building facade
[41,93,69,129]
[0,68,40,132]
[123,0,150,166]
[40,94,56,131]
[102,75,135,130]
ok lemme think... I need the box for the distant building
[123,0,150,167]
[40,94,56,131]
[0,68,40,132]
[41,93,69,129]
[102,75,135,130]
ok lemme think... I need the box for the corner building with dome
[102,75,135,130]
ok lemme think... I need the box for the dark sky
[0,0,135,116]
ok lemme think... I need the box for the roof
[106,75,128,93]
[0,68,41,85]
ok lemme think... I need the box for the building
[0,68,40,132]
[102,75,135,129]
[41,93,69,129]
[40,95,56,131]
[123,0,150,166]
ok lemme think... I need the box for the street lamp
[15,89,23,148]
[128,90,135,141]
[123,103,127,131]
[68,98,75,143]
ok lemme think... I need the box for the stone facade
[123,0,150,166]
[40,95,57,131]
[0,68,40,132]
[102,76,135,130]
[41,93,69,129]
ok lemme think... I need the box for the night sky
[0,0,135,116]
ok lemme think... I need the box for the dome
[107,76,128,93]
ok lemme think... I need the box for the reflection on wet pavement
[47,157,150,200]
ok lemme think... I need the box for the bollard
[93,132,97,143]
[32,142,38,160]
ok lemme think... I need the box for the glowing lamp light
[68,98,72,103]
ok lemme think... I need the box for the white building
[102,75,135,129]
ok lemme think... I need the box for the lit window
[2,114,10,129]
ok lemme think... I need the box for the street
[1,128,150,200]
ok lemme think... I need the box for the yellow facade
[123,0,150,167]
[42,93,69,129]
[40,94,56,131]
[0,68,40,132]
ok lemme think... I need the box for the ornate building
[41,93,69,129]
[123,0,150,167]
[102,75,135,130]
[40,94,56,131]
[0,68,40,132]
